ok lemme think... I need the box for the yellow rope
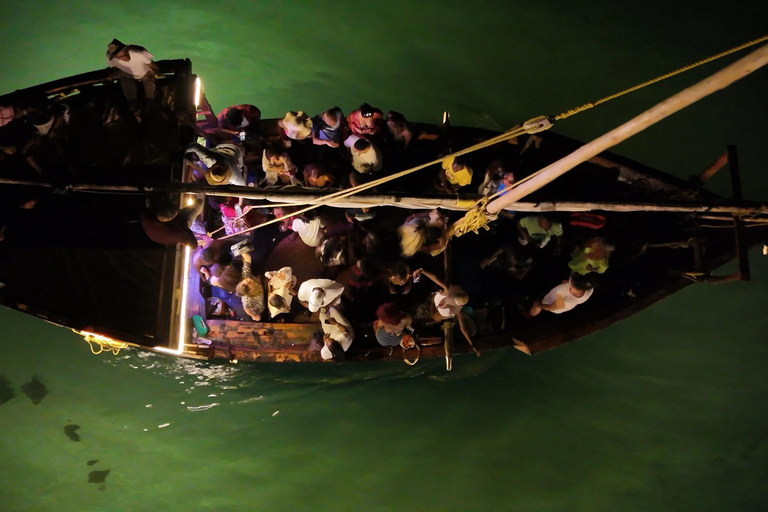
[75,329,129,356]
[554,34,768,121]
[220,34,768,239]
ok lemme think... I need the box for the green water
[2,2,768,511]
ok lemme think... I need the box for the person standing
[106,39,158,115]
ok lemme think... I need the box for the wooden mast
[486,42,768,214]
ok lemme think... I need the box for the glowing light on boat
[154,244,192,355]
[193,77,202,108]
[75,330,128,355]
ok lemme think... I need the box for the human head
[200,248,215,265]
[224,109,244,129]
[538,214,555,231]
[269,293,286,310]
[485,160,508,179]
[205,163,231,185]
[308,287,326,313]
[376,302,406,325]
[359,103,375,118]
[388,262,410,285]
[264,143,287,160]
[386,111,408,133]
[236,277,257,297]
[569,273,591,297]
[452,156,469,172]
[157,204,179,222]
[451,287,469,306]
[322,108,340,126]
[107,39,127,59]
[353,138,371,152]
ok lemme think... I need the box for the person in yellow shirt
[438,155,473,193]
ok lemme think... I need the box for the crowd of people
[0,40,625,362]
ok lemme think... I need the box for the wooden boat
[1,54,767,367]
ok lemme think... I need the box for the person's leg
[140,71,157,100]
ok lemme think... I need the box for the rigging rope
[219,34,768,239]
[554,34,768,120]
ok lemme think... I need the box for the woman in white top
[416,269,480,356]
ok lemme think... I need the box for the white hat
[308,288,325,313]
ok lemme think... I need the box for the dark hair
[570,273,591,292]
[200,248,215,264]
[424,226,444,245]
[327,339,347,361]
[264,142,286,159]
[356,257,375,275]
[388,261,410,281]
[376,302,406,325]
[157,204,179,222]
[353,139,371,152]
[224,108,244,128]
[360,103,375,118]
[324,108,340,124]
[386,110,408,132]
[269,294,286,309]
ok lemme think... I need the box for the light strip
[154,242,192,355]
[194,77,202,108]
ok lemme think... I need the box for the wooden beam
[487,42,768,214]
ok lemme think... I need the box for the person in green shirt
[568,236,615,275]
[517,214,564,250]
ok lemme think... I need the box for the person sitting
[438,155,473,194]
[568,236,615,275]
[236,251,265,321]
[185,142,247,186]
[517,214,564,249]
[529,274,594,316]
[277,111,312,147]
[141,197,203,248]
[297,278,345,313]
[373,302,414,348]
[319,307,354,361]
[416,268,480,356]
[192,239,230,282]
[105,39,158,116]
[384,261,414,295]
[218,198,267,236]
[386,111,413,148]
[347,103,385,137]
[273,206,298,232]
[218,104,261,137]
[262,143,298,186]
[346,258,378,295]
[397,209,448,258]
[303,163,336,188]
[478,160,515,196]
[316,235,347,267]
[264,266,297,318]
[290,213,326,247]
[312,107,344,148]
[209,262,242,293]
[345,135,383,175]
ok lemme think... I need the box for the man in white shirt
[297,279,344,313]
[529,274,594,316]
[319,307,354,361]
[290,215,326,247]
[106,39,158,109]
[344,135,383,174]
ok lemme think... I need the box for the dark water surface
[1,2,768,511]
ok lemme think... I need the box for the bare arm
[418,269,449,293]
